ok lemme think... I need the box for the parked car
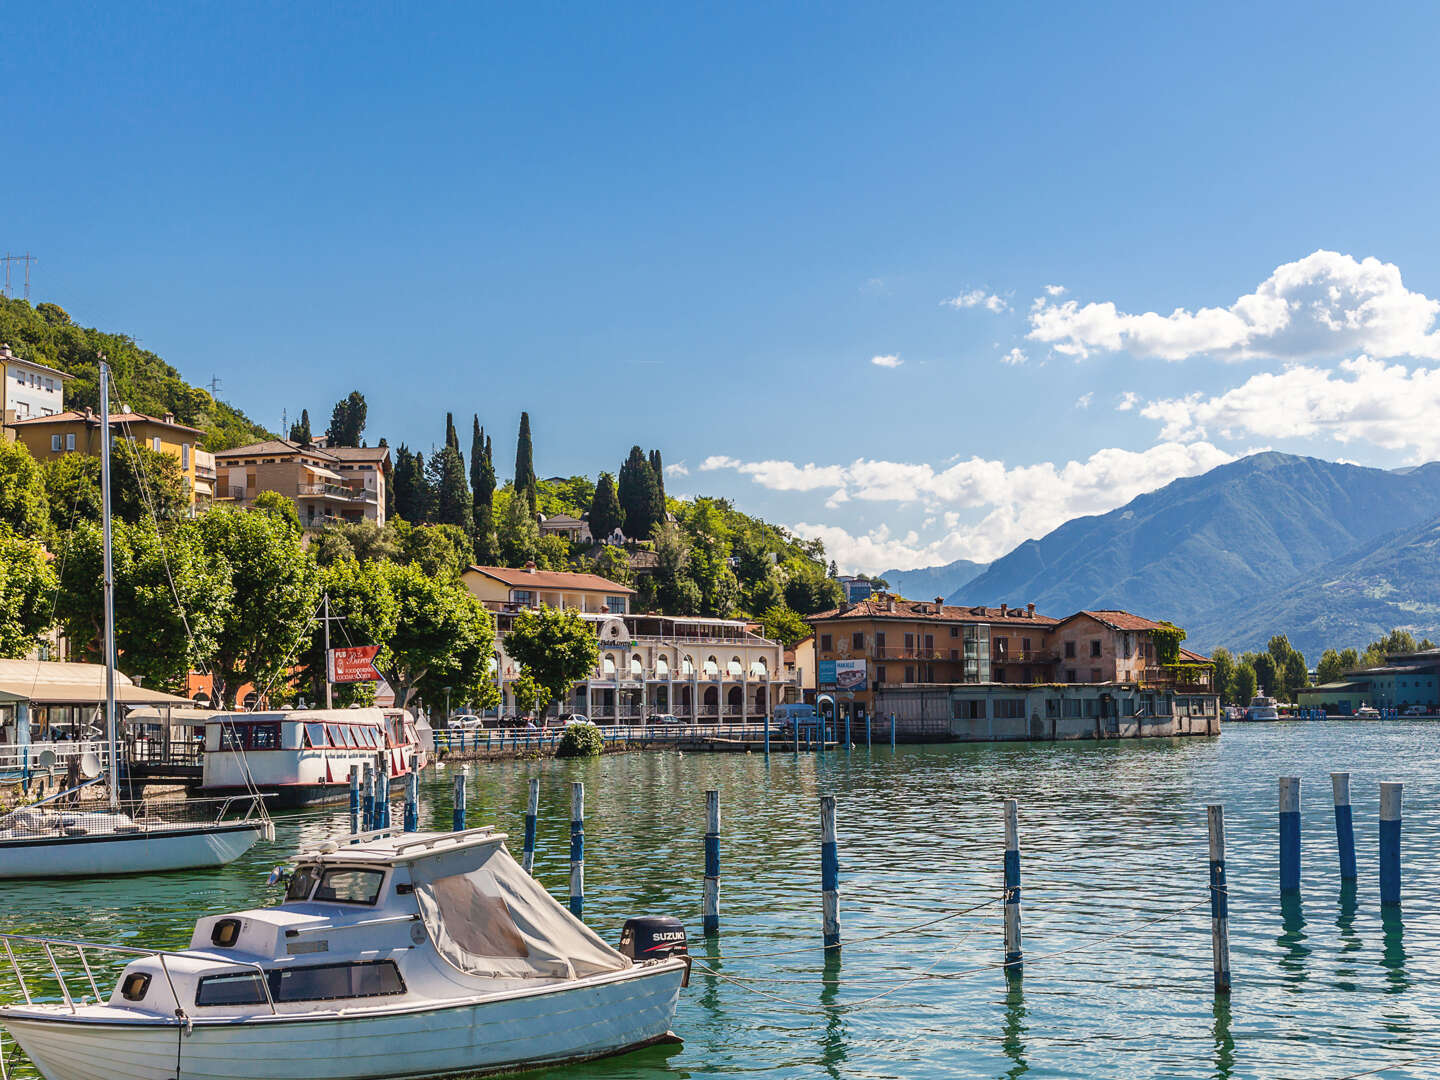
[448,714,485,730]
[559,713,592,727]
[647,714,683,726]
[1402,705,1428,717]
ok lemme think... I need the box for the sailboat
[0,360,273,878]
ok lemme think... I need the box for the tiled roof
[1178,647,1212,663]
[215,439,336,460]
[327,445,390,463]
[807,597,1057,626]
[540,513,585,527]
[1069,610,1168,632]
[8,409,204,434]
[465,565,636,594]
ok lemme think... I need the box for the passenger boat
[200,708,429,809]
[1355,704,1381,720]
[0,827,690,1080]
[1245,694,1280,722]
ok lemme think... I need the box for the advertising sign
[327,644,382,684]
[819,659,867,689]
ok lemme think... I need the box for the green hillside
[0,297,271,450]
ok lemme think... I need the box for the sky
[8,3,1440,574]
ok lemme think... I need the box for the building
[214,440,388,528]
[807,593,1218,741]
[1,344,71,430]
[1296,648,1440,713]
[462,563,634,615]
[538,513,592,543]
[193,448,217,508]
[8,407,206,510]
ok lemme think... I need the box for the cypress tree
[589,472,623,542]
[326,391,367,447]
[514,412,537,512]
[470,417,498,563]
[289,408,311,447]
[379,437,394,521]
[617,445,662,540]
[445,412,459,454]
[649,448,667,510]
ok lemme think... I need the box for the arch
[704,656,719,677]
[703,685,719,707]
[682,655,695,676]
[629,654,644,678]
[750,655,768,678]
[727,686,743,712]
[727,656,743,677]
[603,655,616,676]
[655,655,670,677]
[754,684,768,712]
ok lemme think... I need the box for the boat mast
[98,358,120,809]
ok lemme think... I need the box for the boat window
[359,728,378,749]
[304,722,328,749]
[339,726,358,748]
[272,960,405,1003]
[248,724,281,751]
[195,971,267,1007]
[313,867,386,905]
[325,724,345,748]
[219,725,245,751]
[284,865,321,902]
[120,972,151,1002]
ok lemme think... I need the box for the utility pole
[323,594,334,709]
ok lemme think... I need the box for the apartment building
[214,440,388,527]
[1,344,71,432]
[462,563,634,615]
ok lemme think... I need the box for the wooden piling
[348,765,361,835]
[570,782,585,918]
[704,789,720,935]
[1380,782,1402,906]
[1279,776,1301,894]
[1331,772,1356,881]
[1207,805,1231,993]
[452,771,466,833]
[362,763,375,831]
[1003,798,1022,970]
[821,794,840,950]
[523,778,539,874]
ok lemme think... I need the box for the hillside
[881,558,988,601]
[1189,515,1440,656]
[0,296,271,450]
[948,452,1440,640]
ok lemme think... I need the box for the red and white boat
[200,708,429,809]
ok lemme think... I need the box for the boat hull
[0,823,263,879]
[4,961,685,1080]
[201,776,408,810]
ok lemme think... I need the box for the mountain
[947,452,1440,650]
[1189,514,1440,657]
[880,558,988,601]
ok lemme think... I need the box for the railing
[1141,666,1214,691]
[433,722,805,755]
[993,650,1059,664]
[0,794,268,842]
[296,482,364,500]
[125,736,202,767]
[0,740,111,778]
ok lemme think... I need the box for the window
[1045,698,1059,718]
[904,633,914,650]
[1022,638,1031,653]
[152,436,162,452]
[994,668,1006,683]
[953,699,983,719]
[994,698,1026,719]
[196,961,404,1007]
[950,649,959,660]
[682,655,694,676]
[313,867,386,905]
[950,627,959,638]
[602,655,616,676]
[704,656,719,676]
[924,634,934,651]
[248,724,281,750]
[1063,698,1083,718]
[1064,641,1076,658]
[727,657,743,676]
[285,865,322,901]
[630,655,643,677]
[65,433,75,451]
[994,637,1008,656]
[820,635,832,652]
[512,590,533,605]
[877,665,887,684]
[50,434,61,452]
[852,632,864,650]
[303,722,328,748]
[182,443,191,469]
[1090,668,1101,683]
[1066,669,1077,683]
[1090,640,1102,658]
[605,595,628,614]
[905,666,915,683]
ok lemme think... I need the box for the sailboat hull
[0,823,263,878]
[4,961,685,1080]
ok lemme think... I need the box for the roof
[1305,680,1368,692]
[8,409,204,435]
[1067,610,1168,632]
[464,565,636,594]
[297,827,507,867]
[327,445,390,463]
[1178,647,1213,664]
[0,348,73,380]
[539,513,585,527]
[0,659,192,706]
[808,597,1058,626]
[215,439,337,461]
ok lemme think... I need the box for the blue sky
[8,3,1440,572]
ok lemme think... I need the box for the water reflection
[1381,906,1409,995]
[1001,969,1028,1079]
[1276,894,1310,989]
[818,951,846,1078]
[1210,995,1234,1080]
[1333,881,1360,993]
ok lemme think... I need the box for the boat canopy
[405,838,630,981]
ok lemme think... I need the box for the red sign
[328,645,381,684]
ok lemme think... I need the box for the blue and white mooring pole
[523,778,539,874]
[1004,798,1022,971]
[1331,772,1356,881]
[821,794,840,950]
[570,781,585,917]
[452,770,466,832]
[403,760,419,832]
[704,789,720,935]
[362,762,375,831]
[1279,776,1301,894]
[349,765,361,835]
[1380,781,1403,906]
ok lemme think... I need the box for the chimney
[887,597,897,613]
[524,560,537,573]
[1027,603,1035,617]
[935,596,945,608]
[163,412,175,425]
[1000,603,1008,616]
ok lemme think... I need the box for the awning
[305,465,344,481]
[0,683,195,706]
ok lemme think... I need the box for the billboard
[819,659,867,690]
[328,645,381,684]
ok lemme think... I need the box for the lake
[3,721,1438,1079]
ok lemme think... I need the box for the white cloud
[1001,347,1027,366]
[1117,391,1138,411]
[1141,355,1440,461]
[945,289,1009,313]
[664,461,689,477]
[1075,392,1093,409]
[871,353,902,368]
[1027,250,1440,362]
[1045,284,1066,296]
[699,455,741,471]
[707,441,1235,570]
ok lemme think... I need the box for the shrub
[555,721,604,758]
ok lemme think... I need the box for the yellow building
[461,563,635,615]
[8,406,205,510]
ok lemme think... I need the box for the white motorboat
[1355,704,1381,719]
[1245,693,1280,722]
[0,827,689,1080]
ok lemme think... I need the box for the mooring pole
[403,759,419,832]
[865,712,871,749]
[452,770,466,832]
[1331,772,1357,881]
[1207,804,1231,993]
[348,765,361,835]
[763,711,770,758]
[890,712,897,750]
[794,712,800,755]
[362,762,375,831]
[1279,776,1301,894]
[844,709,851,752]
[704,789,720,935]
[1380,782,1403,906]
[523,778,539,874]
[570,781,585,917]
[1004,798,1022,971]
[821,794,840,950]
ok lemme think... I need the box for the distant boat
[1245,694,1280,722]
[1355,704,1381,720]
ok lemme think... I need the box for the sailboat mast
[98,359,120,809]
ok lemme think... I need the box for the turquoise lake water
[4,721,1440,1079]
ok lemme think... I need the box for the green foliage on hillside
[0,296,271,450]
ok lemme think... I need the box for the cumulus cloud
[664,461,689,477]
[1140,355,1440,461]
[699,455,741,471]
[707,441,1234,569]
[945,289,1009,313]
[1045,284,1066,296]
[871,354,902,368]
[1001,347,1027,366]
[1076,392,1093,409]
[1117,391,1138,411]
[1027,250,1440,362]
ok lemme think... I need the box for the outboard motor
[619,916,688,962]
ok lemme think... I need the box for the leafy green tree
[1338,647,1360,671]
[1233,662,1257,706]
[617,445,662,540]
[533,534,571,571]
[198,506,321,708]
[1267,634,1294,672]
[513,412,537,513]
[593,544,632,587]
[556,721,603,758]
[369,561,495,712]
[744,565,786,615]
[782,556,843,615]
[326,391,367,447]
[1283,651,1309,699]
[760,604,809,648]
[0,531,58,658]
[588,472,623,542]
[1210,646,1235,704]
[394,521,472,580]
[503,606,599,719]
[444,412,459,453]
[470,419,498,564]
[251,490,301,534]
[312,518,398,567]
[298,557,402,706]
[498,488,539,567]
[1152,622,1187,666]
[510,671,550,719]
[289,409,311,447]
[1251,652,1278,697]
[1316,648,1344,685]
[0,442,49,538]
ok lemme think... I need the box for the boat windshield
[313,867,386,905]
[285,865,322,902]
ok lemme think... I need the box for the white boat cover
[406,840,631,981]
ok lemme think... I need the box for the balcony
[992,650,1059,664]
[1141,665,1214,691]
[296,483,366,501]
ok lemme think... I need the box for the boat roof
[206,707,391,724]
[295,827,509,867]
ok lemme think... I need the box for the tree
[513,412,537,512]
[392,446,433,524]
[1338,647,1360,671]
[427,441,473,538]
[394,521,472,580]
[299,557,401,707]
[0,531,58,658]
[760,603,808,648]
[251,490,301,534]
[593,544,632,587]
[1233,662,1257,705]
[510,671,550,720]
[326,391,367,447]
[470,419,498,564]
[1283,651,1309,699]
[503,606,599,719]
[783,556,843,615]
[1316,648,1344,686]
[444,412,459,453]
[0,442,49,538]
[617,445,662,540]
[39,443,189,527]
[198,507,321,708]
[650,448,667,509]
[1209,647,1235,703]
[1152,622,1187,666]
[289,408,312,447]
[1251,652,1278,697]
[498,488,539,566]
[588,472,623,542]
